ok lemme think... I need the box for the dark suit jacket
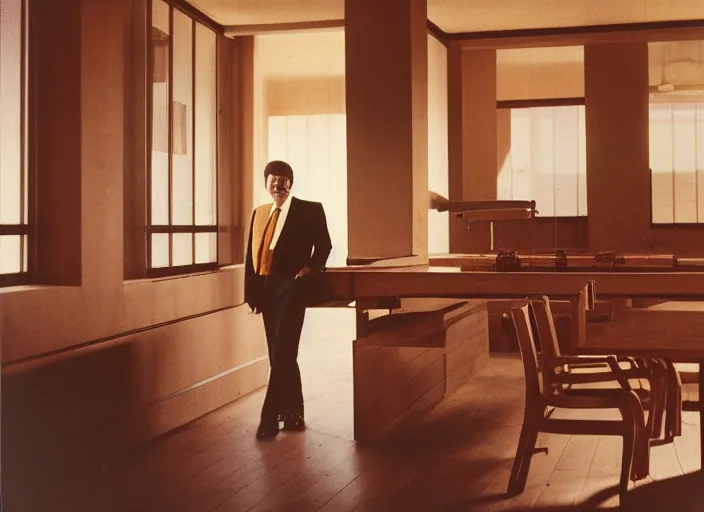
[245,196,333,312]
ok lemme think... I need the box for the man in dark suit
[245,160,333,440]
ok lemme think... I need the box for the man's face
[266,173,291,206]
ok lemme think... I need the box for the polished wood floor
[11,309,704,511]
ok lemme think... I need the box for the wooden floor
[10,309,704,511]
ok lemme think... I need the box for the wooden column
[344,0,428,261]
[31,0,83,285]
[447,43,497,253]
[585,43,650,252]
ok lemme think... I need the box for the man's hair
[264,160,294,185]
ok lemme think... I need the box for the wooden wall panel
[2,305,266,476]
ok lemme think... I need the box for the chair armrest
[550,355,632,390]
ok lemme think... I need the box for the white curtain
[265,114,348,267]
[498,105,587,217]
[650,103,704,224]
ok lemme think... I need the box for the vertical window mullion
[146,0,154,270]
[191,19,196,264]
[167,5,174,267]
[214,32,219,259]
[19,0,27,272]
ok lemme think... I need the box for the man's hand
[296,266,313,279]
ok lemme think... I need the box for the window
[266,114,348,267]
[648,40,704,224]
[650,103,704,224]
[147,0,218,276]
[0,0,30,286]
[497,105,587,217]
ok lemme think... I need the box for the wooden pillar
[344,0,428,261]
[31,0,83,285]
[447,43,497,253]
[585,43,650,252]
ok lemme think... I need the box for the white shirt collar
[269,194,293,216]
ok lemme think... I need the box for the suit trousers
[259,273,312,421]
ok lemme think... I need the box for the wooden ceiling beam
[223,19,344,37]
[451,19,704,50]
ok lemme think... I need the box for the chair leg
[655,359,682,442]
[648,359,667,440]
[515,429,539,490]
[630,396,651,481]
[619,407,637,503]
[664,361,683,439]
[507,414,540,495]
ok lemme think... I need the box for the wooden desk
[579,308,704,469]
[321,265,593,440]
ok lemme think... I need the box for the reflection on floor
[10,308,704,511]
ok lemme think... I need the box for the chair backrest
[529,295,562,359]
[510,302,543,398]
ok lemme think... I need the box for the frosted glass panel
[497,105,587,217]
[266,114,348,267]
[195,232,217,263]
[172,10,193,225]
[0,235,21,274]
[173,233,193,266]
[151,234,169,268]
[150,0,170,224]
[194,24,217,226]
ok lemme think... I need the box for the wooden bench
[353,301,489,441]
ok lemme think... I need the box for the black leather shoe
[282,413,306,432]
[255,418,280,440]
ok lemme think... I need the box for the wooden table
[323,265,595,345]
[578,307,704,469]
[321,265,594,440]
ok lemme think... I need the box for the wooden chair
[530,295,670,448]
[508,302,649,504]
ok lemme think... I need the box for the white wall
[497,46,584,101]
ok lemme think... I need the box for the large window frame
[0,0,32,287]
[146,0,219,278]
